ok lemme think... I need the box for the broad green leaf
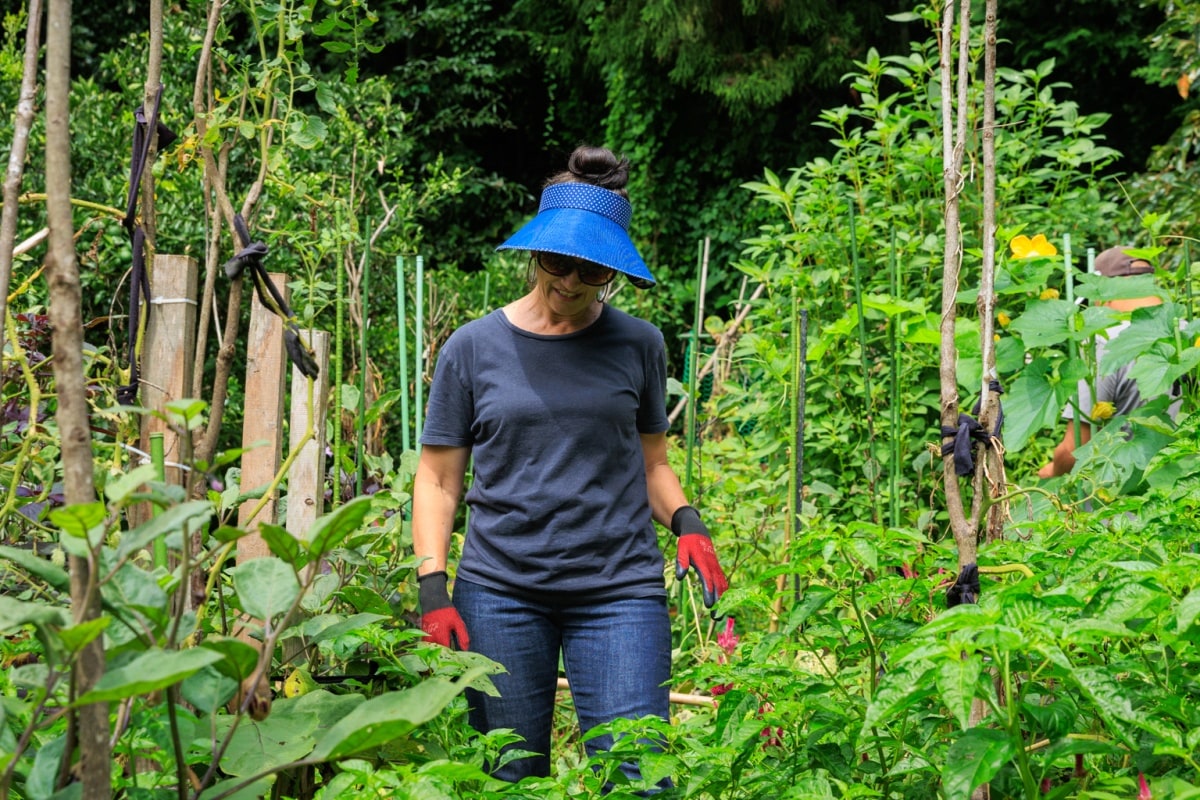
[1067,665,1138,746]
[307,496,373,559]
[916,603,994,636]
[0,595,68,632]
[1063,618,1134,643]
[49,502,107,544]
[1176,588,1200,633]
[211,524,248,544]
[860,665,935,734]
[1008,298,1076,348]
[1099,304,1180,374]
[1000,364,1061,452]
[199,637,262,683]
[259,523,308,567]
[218,707,320,776]
[1127,344,1200,398]
[117,500,214,560]
[0,545,70,592]
[231,558,300,621]
[1076,272,1165,304]
[942,727,1016,800]
[103,464,161,503]
[27,733,69,800]
[785,585,835,631]
[182,664,238,714]
[1086,576,1160,623]
[101,562,168,626]
[862,293,925,318]
[56,617,111,654]
[197,776,273,800]
[75,648,223,705]
[309,667,489,762]
[292,613,390,647]
[336,585,393,616]
[936,652,984,730]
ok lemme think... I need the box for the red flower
[717,617,739,660]
[1138,773,1152,800]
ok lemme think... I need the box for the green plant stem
[167,684,186,800]
[1002,650,1041,799]
[888,226,900,528]
[333,206,345,505]
[1,192,125,220]
[356,214,370,494]
[847,198,880,524]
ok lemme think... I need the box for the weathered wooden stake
[286,329,331,538]
[139,254,199,481]
[237,272,288,559]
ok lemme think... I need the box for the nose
[558,267,583,288]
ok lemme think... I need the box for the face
[533,253,615,314]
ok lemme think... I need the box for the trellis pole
[396,255,411,452]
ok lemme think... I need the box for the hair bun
[567,145,629,191]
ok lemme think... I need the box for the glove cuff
[418,570,452,612]
[670,505,708,538]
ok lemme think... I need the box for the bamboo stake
[415,255,425,446]
[396,256,411,453]
[333,211,345,506]
[684,237,710,493]
[888,228,900,528]
[556,678,714,709]
[356,216,370,494]
[848,199,880,524]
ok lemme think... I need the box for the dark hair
[545,145,630,198]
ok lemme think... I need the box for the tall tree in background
[44,0,111,793]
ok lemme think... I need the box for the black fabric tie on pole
[223,214,320,380]
[117,84,178,406]
[946,562,980,607]
[940,379,1004,476]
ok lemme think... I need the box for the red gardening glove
[418,571,470,650]
[672,506,729,617]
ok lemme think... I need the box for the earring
[596,285,608,303]
[525,257,537,286]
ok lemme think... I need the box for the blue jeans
[453,578,672,785]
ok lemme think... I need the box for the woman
[412,144,729,784]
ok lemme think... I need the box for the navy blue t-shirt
[420,305,670,600]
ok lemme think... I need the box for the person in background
[1038,245,1171,478]
[411,144,729,785]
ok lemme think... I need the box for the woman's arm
[412,444,470,575]
[641,432,688,525]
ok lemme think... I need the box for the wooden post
[286,329,331,537]
[237,272,288,560]
[126,254,199,531]
[139,254,199,477]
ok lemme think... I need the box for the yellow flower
[1039,288,1060,300]
[997,312,1011,328]
[1010,234,1058,259]
[993,333,1001,342]
[1195,335,1200,348]
[1091,401,1116,421]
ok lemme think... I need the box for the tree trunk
[0,0,44,358]
[45,0,111,795]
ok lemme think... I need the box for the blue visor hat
[497,182,655,287]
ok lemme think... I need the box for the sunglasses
[536,253,617,286]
